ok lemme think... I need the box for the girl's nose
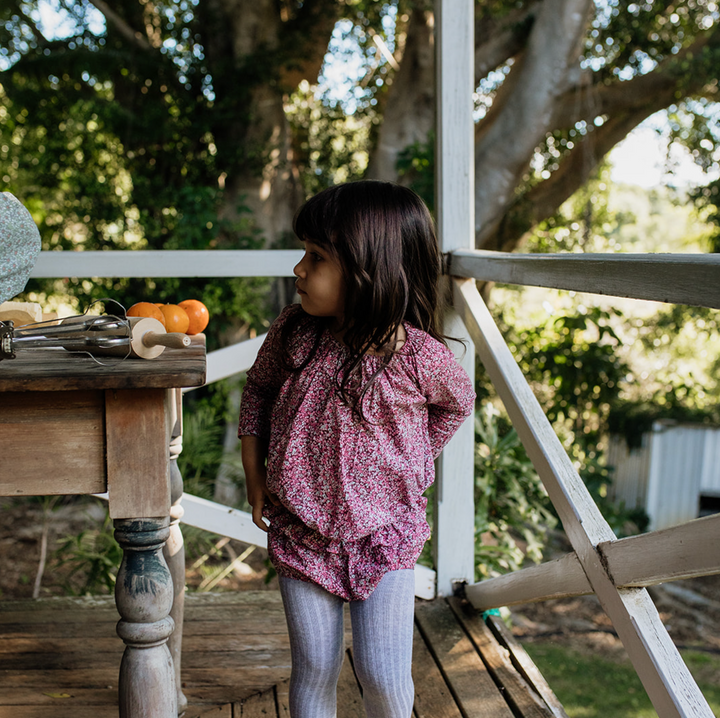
[293,256,305,278]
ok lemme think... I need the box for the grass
[523,642,720,717]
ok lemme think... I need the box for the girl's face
[293,240,345,325]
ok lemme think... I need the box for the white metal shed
[608,421,720,530]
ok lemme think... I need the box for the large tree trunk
[366,4,435,182]
[473,0,594,248]
[198,0,338,248]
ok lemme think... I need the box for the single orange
[178,299,210,335]
[158,303,190,334]
[127,302,166,327]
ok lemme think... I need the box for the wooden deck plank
[414,599,514,718]
[0,707,119,718]
[0,591,291,717]
[0,592,565,718]
[0,648,291,672]
[0,668,282,689]
[235,688,276,717]
[0,669,119,688]
[447,597,556,718]
[0,687,117,707]
[274,681,290,718]
[1,703,234,718]
[0,633,289,655]
[486,615,569,718]
[184,706,233,718]
[412,624,463,718]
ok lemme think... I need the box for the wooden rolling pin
[122,317,191,359]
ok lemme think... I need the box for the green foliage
[607,302,720,449]
[54,506,122,596]
[2,2,272,346]
[396,131,434,212]
[286,81,372,196]
[474,404,557,579]
[495,302,651,535]
[178,379,246,505]
[690,178,720,253]
[515,307,628,440]
[527,164,626,253]
[18,186,270,351]
[178,403,226,500]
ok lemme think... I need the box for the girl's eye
[310,252,323,262]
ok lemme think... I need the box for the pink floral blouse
[238,304,475,601]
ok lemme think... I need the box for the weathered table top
[0,336,206,392]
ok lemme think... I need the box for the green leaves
[474,404,557,579]
[54,509,122,596]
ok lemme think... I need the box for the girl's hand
[246,468,280,532]
[240,435,279,532]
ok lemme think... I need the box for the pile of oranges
[126,299,210,335]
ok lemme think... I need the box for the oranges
[159,303,190,334]
[127,302,166,326]
[126,299,209,336]
[178,299,210,335]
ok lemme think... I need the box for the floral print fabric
[238,304,475,600]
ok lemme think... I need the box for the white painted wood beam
[183,333,267,392]
[599,512,720,588]
[434,0,476,597]
[465,552,591,608]
[450,249,720,309]
[180,493,269,548]
[454,278,714,718]
[466,515,720,609]
[31,250,302,278]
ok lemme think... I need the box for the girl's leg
[349,569,416,718]
[278,576,345,718]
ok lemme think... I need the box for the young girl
[238,180,475,718]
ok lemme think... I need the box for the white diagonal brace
[454,277,713,718]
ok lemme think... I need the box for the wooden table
[0,340,206,717]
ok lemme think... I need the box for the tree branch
[366,6,435,180]
[474,1,541,82]
[279,0,341,88]
[87,0,153,52]
[477,23,720,252]
[551,27,720,130]
[488,111,648,252]
[473,0,595,241]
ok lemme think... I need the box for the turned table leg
[115,517,177,718]
[164,432,188,714]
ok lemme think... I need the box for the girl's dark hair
[283,180,446,416]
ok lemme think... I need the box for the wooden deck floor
[0,591,567,718]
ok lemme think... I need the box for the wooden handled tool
[124,317,190,358]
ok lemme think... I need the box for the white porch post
[433,0,476,596]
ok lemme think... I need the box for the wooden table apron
[0,342,206,718]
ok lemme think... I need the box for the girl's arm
[240,435,279,532]
[422,344,476,458]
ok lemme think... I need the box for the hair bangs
[289,180,447,420]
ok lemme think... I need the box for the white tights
[278,569,416,718]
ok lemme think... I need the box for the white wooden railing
[450,251,720,718]
[31,247,720,716]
